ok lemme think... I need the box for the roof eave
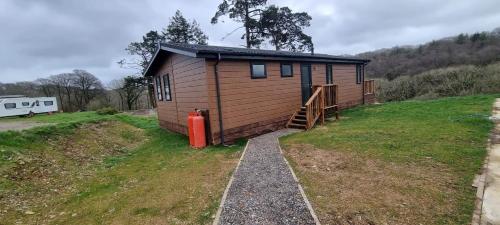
[201,53,369,64]
[145,46,370,77]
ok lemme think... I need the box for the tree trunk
[244,1,251,48]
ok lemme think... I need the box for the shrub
[376,62,500,102]
[96,107,119,115]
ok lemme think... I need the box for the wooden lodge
[144,43,375,145]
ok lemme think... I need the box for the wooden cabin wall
[153,53,208,135]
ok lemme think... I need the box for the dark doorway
[300,64,312,105]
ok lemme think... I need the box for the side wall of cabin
[153,53,209,135]
[205,60,365,144]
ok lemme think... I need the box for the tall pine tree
[211,0,267,48]
[164,10,208,44]
[260,5,313,52]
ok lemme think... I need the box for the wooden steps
[288,107,308,129]
[286,85,340,130]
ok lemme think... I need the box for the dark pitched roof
[144,43,369,76]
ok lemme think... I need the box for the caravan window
[4,103,16,109]
[44,101,54,106]
[22,102,29,106]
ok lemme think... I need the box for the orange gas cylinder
[192,113,206,149]
[187,112,197,146]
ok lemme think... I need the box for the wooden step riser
[288,125,306,130]
[292,119,307,124]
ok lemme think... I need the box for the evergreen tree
[260,5,313,52]
[124,30,165,73]
[164,10,208,44]
[456,33,467,44]
[211,0,267,48]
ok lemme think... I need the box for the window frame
[250,62,267,79]
[155,76,163,101]
[356,64,364,84]
[162,74,172,101]
[4,103,16,109]
[280,62,294,77]
[44,101,53,106]
[326,64,333,84]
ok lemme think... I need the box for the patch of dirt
[0,121,50,132]
[285,144,458,225]
[0,121,146,223]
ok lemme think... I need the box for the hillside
[359,28,500,79]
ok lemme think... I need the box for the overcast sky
[1,0,499,84]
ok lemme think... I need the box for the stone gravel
[218,129,317,225]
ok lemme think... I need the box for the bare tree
[108,76,146,110]
[36,78,55,97]
[72,70,104,111]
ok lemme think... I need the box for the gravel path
[0,121,50,132]
[216,129,318,225]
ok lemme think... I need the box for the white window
[22,102,29,107]
[44,101,53,106]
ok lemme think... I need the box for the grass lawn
[281,94,499,225]
[0,111,114,123]
[0,112,244,224]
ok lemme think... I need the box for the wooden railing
[364,80,375,95]
[302,84,339,130]
[317,84,338,109]
[305,87,324,129]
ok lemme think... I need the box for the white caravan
[0,95,58,118]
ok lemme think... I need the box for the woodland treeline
[0,71,149,112]
[360,28,500,80]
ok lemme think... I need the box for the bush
[96,107,119,115]
[376,62,500,102]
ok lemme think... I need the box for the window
[280,63,293,77]
[326,64,333,84]
[356,64,364,84]
[4,103,16,109]
[22,102,29,107]
[163,74,172,101]
[250,62,267,79]
[155,76,163,101]
[44,101,53,106]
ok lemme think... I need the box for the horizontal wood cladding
[365,93,376,104]
[206,60,302,134]
[159,119,187,135]
[332,64,363,107]
[155,56,177,125]
[153,53,208,130]
[211,115,290,145]
[152,55,365,144]
[205,60,366,144]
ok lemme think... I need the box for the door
[300,64,312,105]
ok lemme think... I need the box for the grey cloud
[0,0,499,83]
